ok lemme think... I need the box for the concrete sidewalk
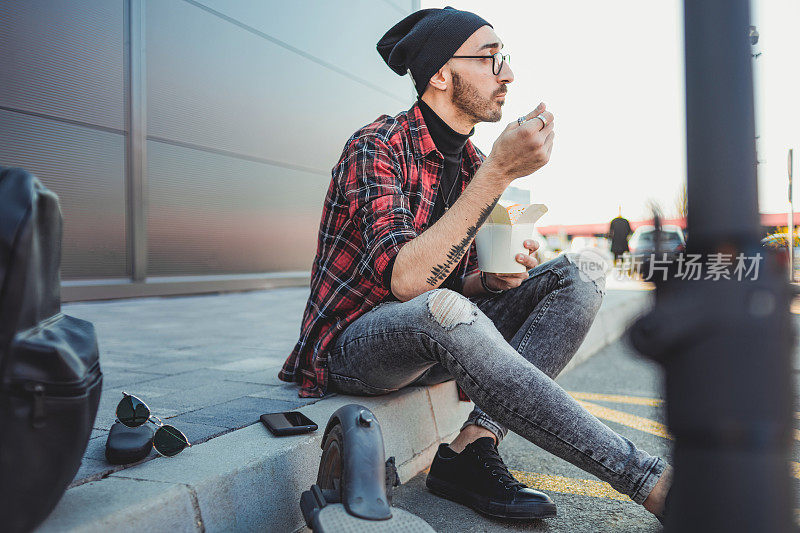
[37,279,653,532]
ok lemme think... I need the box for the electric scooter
[300,404,435,532]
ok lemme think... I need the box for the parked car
[628,225,686,278]
[565,236,614,272]
[760,232,800,280]
[761,231,799,251]
[545,234,567,254]
[530,228,556,264]
[569,236,611,253]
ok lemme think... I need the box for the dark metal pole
[685,0,760,248]
[629,0,796,531]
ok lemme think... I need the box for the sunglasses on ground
[117,392,192,457]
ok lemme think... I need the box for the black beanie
[377,6,492,97]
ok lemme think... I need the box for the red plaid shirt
[278,99,486,398]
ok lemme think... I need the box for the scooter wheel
[317,424,344,498]
[316,423,397,505]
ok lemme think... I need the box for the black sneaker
[426,437,557,519]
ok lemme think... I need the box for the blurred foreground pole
[629,0,796,531]
[789,149,794,281]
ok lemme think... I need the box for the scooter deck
[310,504,435,532]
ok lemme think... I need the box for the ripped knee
[565,251,608,296]
[426,289,478,330]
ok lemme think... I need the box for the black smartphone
[260,411,318,436]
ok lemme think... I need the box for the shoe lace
[472,442,526,491]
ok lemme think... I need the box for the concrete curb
[38,383,472,533]
[36,290,651,533]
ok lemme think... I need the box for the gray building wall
[0,0,419,301]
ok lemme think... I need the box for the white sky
[420,0,800,227]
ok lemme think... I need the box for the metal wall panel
[146,0,415,174]
[0,0,125,130]
[146,140,328,275]
[383,0,414,15]
[193,0,413,102]
[0,109,128,279]
[0,0,415,297]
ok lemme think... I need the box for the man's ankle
[448,424,497,454]
[643,465,673,516]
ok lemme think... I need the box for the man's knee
[562,250,608,299]
[426,289,479,330]
[424,289,509,370]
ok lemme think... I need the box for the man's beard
[450,70,503,124]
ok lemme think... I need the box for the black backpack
[0,167,102,533]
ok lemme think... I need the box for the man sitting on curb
[280,6,672,523]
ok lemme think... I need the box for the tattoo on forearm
[425,194,501,286]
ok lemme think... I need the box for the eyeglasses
[450,51,511,75]
[117,392,191,457]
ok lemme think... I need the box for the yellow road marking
[568,391,663,407]
[510,465,800,504]
[569,392,800,442]
[510,470,630,501]
[578,400,673,440]
[519,394,800,494]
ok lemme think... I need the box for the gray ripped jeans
[327,253,667,505]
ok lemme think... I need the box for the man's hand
[484,240,540,291]
[483,102,555,183]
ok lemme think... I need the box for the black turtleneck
[385,98,475,299]
[418,98,474,219]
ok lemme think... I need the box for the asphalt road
[392,310,800,533]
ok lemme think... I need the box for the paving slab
[170,396,302,429]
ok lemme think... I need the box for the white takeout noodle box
[475,203,548,273]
